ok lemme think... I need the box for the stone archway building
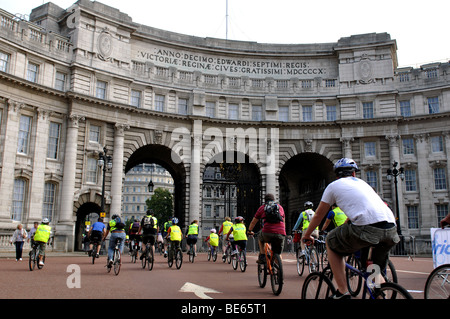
[0,1,448,253]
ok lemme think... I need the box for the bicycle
[231,242,247,272]
[301,246,413,299]
[346,249,398,297]
[315,233,328,270]
[222,240,232,264]
[130,239,140,263]
[29,241,45,271]
[90,241,100,264]
[297,240,320,276]
[106,237,122,275]
[187,242,196,263]
[424,263,450,299]
[257,242,283,296]
[207,245,218,262]
[167,241,183,269]
[141,241,154,271]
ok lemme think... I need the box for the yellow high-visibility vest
[34,224,51,243]
[209,233,219,247]
[232,223,247,241]
[169,225,182,241]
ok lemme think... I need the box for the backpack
[130,221,140,233]
[264,201,282,223]
[113,216,125,230]
[143,215,155,231]
[304,209,314,222]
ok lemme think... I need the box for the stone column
[28,108,51,223]
[109,123,129,217]
[264,128,279,199]
[340,136,354,159]
[0,100,23,225]
[414,133,432,230]
[189,120,202,227]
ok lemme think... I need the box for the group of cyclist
[82,157,447,299]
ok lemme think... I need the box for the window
[96,80,107,99]
[326,105,336,121]
[434,167,447,190]
[155,94,165,112]
[437,204,448,227]
[402,138,415,155]
[12,178,26,221]
[86,158,98,184]
[47,122,61,159]
[89,125,101,143]
[400,100,411,117]
[55,71,66,91]
[364,142,376,157]
[404,169,417,192]
[229,104,239,120]
[428,97,439,114]
[431,136,444,153]
[301,80,312,89]
[130,90,141,107]
[42,183,56,222]
[407,206,419,229]
[205,204,212,217]
[0,51,10,72]
[206,102,215,118]
[279,106,289,122]
[26,62,39,83]
[325,79,336,87]
[398,72,410,82]
[426,69,438,79]
[302,106,312,122]
[363,102,374,119]
[178,98,188,115]
[252,105,262,121]
[366,171,377,189]
[17,115,32,154]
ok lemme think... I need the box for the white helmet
[210,228,216,233]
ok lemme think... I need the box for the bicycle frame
[345,261,378,299]
[264,243,274,275]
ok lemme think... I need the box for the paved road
[0,251,434,300]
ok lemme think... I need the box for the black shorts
[186,235,198,245]
[142,234,156,245]
[90,230,103,243]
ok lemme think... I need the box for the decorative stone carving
[358,54,375,84]
[97,29,113,61]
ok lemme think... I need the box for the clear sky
[1,0,448,68]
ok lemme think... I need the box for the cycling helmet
[210,228,217,233]
[172,217,179,225]
[111,214,119,220]
[304,201,313,209]
[146,209,153,215]
[42,218,49,224]
[235,216,244,223]
[333,158,359,177]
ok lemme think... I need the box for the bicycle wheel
[424,263,450,299]
[226,245,232,264]
[141,250,147,269]
[113,249,121,275]
[37,254,45,269]
[301,272,336,299]
[168,249,173,268]
[257,260,268,288]
[239,250,247,272]
[308,248,320,273]
[297,253,305,276]
[92,244,97,264]
[374,282,413,299]
[147,246,154,271]
[175,249,183,269]
[207,248,212,261]
[29,248,36,271]
[189,246,195,263]
[321,249,329,271]
[212,247,217,262]
[346,255,363,297]
[231,251,238,270]
[383,259,398,283]
[270,254,283,296]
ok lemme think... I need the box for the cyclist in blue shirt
[88,218,106,258]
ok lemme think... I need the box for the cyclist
[302,158,399,299]
[139,209,158,260]
[165,217,182,260]
[321,204,348,232]
[248,193,286,264]
[88,217,106,258]
[162,218,173,257]
[103,214,126,267]
[186,220,199,257]
[226,216,248,255]
[33,218,52,266]
[204,228,219,254]
[293,201,319,256]
[128,218,141,253]
[218,217,233,261]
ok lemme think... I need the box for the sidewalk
[0,250,90,259]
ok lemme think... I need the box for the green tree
[146,188,174,225]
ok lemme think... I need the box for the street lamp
[98,147,112,213]
[386,161,405,253]
[148,164,154,193]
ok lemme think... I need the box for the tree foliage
[146,188,174,225]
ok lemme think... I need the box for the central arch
[124,144,187,227]
[279,153,334,231]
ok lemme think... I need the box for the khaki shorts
[259,232,285,255]
[326,222,399,270]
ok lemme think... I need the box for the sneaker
[107,260,113,267]
[96,253,99,258]
[39,261,45,266]
[256,254,266,264]
[328,290,351,299]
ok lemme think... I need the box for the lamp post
[98,147,112,214]
[387,161,405,254]
[148,163,154,193]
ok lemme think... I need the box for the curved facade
[0,0,449,252]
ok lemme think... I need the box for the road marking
[407,290,424,294]
[396,270,429,275]
[179,282,221,299]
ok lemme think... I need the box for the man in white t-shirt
[303,158,399,299]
